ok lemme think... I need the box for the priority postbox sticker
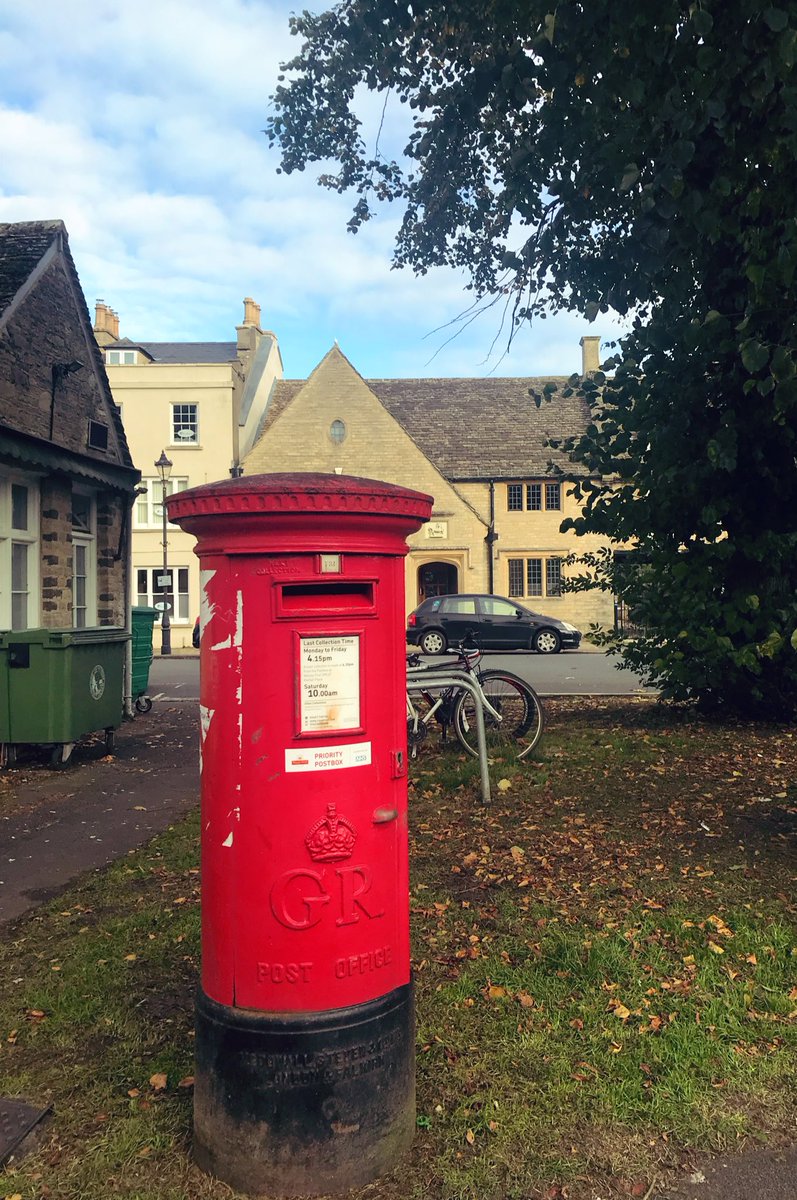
[299,635,361,732]
[284,742,372,773]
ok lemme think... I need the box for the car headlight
[560,622,579,633]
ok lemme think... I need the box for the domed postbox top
[166,472,434,556]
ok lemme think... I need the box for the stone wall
[1,243,135,630]
[0,256,126,465]
[39,477,72,625]
[96,493,127,626]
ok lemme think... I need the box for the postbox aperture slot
[279,581,375,616]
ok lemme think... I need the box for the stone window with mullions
[508,556,563,599]
[507,481,561,511]
[507,483,523,511]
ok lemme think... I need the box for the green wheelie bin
[0,626,129,767]
[131,606,159,713]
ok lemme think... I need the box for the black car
[406,593,581,655]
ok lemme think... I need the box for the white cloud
[0,0,624,379]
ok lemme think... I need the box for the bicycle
[406,638,544,761]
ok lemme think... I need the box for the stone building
[0,221,139,634]
[244,339,616,632]
[95,299,283,649]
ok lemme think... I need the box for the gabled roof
[261,371,590,480]
[372,377,587,478]
[104,339,239,364]
[0,219,64,315]
[0,219,137,479]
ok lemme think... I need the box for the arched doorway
[418,561,458,602]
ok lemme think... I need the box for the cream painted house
[95,299,283,649]
[244,339,617,634]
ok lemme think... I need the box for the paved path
[0,701,198,926]
[659,1143,797,1200]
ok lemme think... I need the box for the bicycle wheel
[453,670,544,760]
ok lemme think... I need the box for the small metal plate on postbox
[0,1097,51,1165]
[319,553,341,573]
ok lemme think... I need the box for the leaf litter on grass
[0,698,794,1200]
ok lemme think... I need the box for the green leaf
[740,340,770,373]
[692,9,714,35]
[770,346,794,382]
[745,264,766,288]
[619,163,640,191]
[764,8,788,31]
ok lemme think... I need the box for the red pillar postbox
[167,472,432,1196]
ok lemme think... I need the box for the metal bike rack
[406,667,491,804]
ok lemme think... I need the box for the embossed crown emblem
[305,803,357,862]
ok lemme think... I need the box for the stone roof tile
[264,375,589,479]
[0,220,64,315]
[104,340,239,364]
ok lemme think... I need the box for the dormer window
[106,349,138,365]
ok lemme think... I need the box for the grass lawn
[0,697,795,1200]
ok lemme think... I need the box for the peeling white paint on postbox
[234,590,243,647]
[202,567,233,651]
[199,704,215,776]
[200,569,216,627]
[223,806,241,849]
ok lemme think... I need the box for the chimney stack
[243,297,261,328]
[580,335,601,376]
[94,300,121,346]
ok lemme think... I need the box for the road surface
[147,648,654,700]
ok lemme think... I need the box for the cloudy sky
[0,0,622,379]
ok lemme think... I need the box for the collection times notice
[299,635,361,732]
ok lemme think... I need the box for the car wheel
[533,628,561,654]
[419,629,448,655]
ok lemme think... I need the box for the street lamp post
[155,450,173,656]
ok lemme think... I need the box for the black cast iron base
[193,983,415,1197]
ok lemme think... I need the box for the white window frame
[105,349,138,365]
[71,490,97,628]
[135,566,191,623]
[171,403,199,446]
[134,477,189,529]
[0,472,40,631]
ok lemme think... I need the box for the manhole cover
[0,1098,50,1165]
